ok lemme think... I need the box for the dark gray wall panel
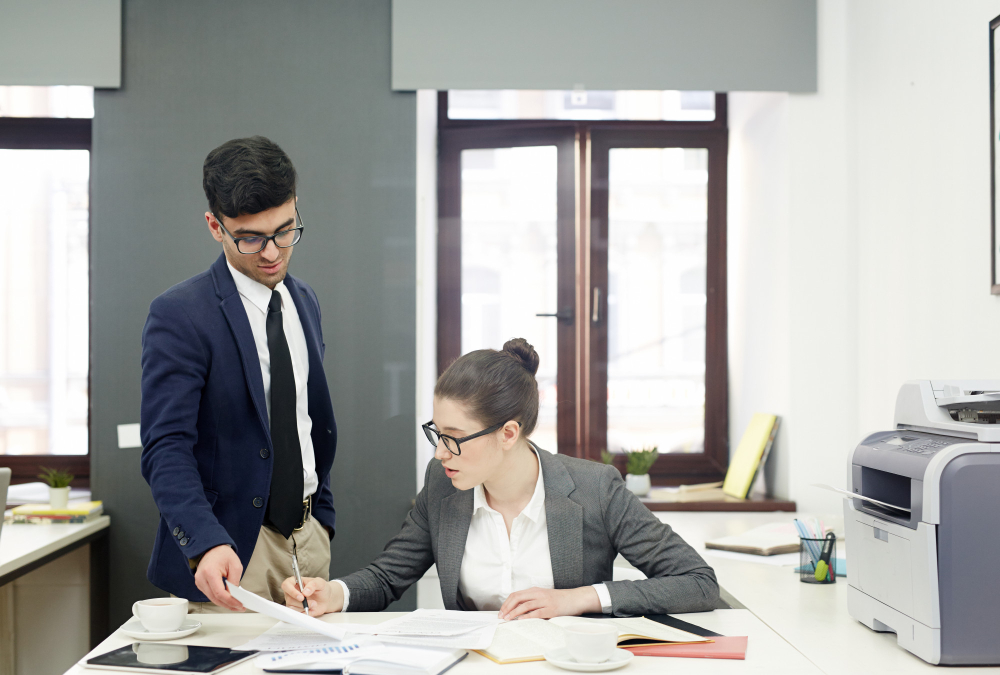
[91,0,416,626]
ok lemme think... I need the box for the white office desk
[1,516,111,675]
[0,516,110,584]
[62,511,1000,674]
[659,511,1000,674]
[66,608,820,674]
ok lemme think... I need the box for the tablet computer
[85,643,257,673]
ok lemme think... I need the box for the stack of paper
[229,585,499,651]
[10,501,103,524]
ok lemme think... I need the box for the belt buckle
[294,496,311,531]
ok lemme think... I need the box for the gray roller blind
[393,0,816,93]
[0,0,121,87]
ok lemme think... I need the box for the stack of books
[9,500,103,524]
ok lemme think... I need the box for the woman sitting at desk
[283,338,719,620]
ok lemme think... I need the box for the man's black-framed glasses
[216,208,305,254]
[421,420,505,456]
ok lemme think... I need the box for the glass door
[437,127,577,454]
[437,95,729,481]
[588,129,729,482]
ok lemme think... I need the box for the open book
[476,616,710,664]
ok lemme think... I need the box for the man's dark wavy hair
[203,136,297,220]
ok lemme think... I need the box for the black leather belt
[294,494,313,532]
[265,494,313,534]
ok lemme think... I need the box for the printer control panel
[879,433,954,456]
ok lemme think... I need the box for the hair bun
[502,338,540,376]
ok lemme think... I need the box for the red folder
[624,636,748,660]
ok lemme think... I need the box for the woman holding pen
[282,338,719,620]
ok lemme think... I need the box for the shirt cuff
[592,583,613,614]
[334,579,350,612]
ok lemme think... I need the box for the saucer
[543,648,634,672]
[120,618,202,641]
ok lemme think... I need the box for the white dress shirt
[227,262,318,500]
[337,448,612,613]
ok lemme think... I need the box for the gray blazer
[340,449,719,616]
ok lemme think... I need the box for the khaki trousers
[186,516,330,613]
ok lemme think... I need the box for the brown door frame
[437,93,728,481]
[587,126,729,484]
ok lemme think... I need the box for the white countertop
[657,511,1000,674]
[66,608,820,674]
[0,516,110,580]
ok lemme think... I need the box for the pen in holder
[799,532,836,584]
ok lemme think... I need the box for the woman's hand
[498,586,601,621]
[281,577,344,615]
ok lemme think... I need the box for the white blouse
[337,449,612,613]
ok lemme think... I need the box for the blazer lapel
[538,448,584,589]
[211,254,270,441]
[283,275,330,411]
[437,488,473,609]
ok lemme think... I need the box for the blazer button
[178,531,186,539]
[253,497,264,508]
[172,526,180,536]
[179,537,189,546]
[260,448,270,459]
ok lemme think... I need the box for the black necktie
[265,290,303,538]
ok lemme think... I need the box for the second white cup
[564,623,619,664]
[132,597,188,633]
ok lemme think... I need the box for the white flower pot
[49,486,70,510]
[625,473,651,497]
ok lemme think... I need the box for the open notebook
[476,616,709,664]
[705,522,800,556]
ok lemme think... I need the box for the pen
[292,541,310,616]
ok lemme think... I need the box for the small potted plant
[38,467,74,509]
[623,447,659,497]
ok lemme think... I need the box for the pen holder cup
[799,536,836,584]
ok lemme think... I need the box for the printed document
[235,621,350,652]
[228,583,348,641]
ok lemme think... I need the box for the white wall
[729,0,1000,514]
[728,91,792,500]
[853,0,1000,434]
[415,90,438,491]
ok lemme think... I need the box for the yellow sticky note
[723,413,778,499]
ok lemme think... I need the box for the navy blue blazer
[140,253,337,601]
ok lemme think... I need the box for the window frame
[0,116,92,485]
[437,91,728,485]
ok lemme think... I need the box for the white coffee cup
[564,623,619,664]
[132,597,188,633]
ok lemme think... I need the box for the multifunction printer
[846,380,1000,665]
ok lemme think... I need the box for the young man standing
[140,136,336,611]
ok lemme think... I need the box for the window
[0,86,92,484]
[438,91,728,484]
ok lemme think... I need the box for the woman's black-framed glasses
[217,208,305,254]
[421,420,505,456]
